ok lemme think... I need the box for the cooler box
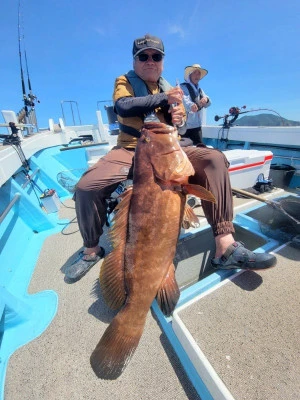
[223,149,273,189]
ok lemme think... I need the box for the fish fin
[100,251,126,310]
[109,188,133,248]
[90,309,145,379]
[182,203,200,229]
[100,187,133,310]
[182,184,216,203]
[156,263,180,316]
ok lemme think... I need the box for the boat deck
[4,190,300,399]
[4,198,200,400]
[174,244,300,400]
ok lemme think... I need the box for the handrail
[22,169,40,188]
[0,193,21,225]
[0,123,35,128]
[60,100,82,126]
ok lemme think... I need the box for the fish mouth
[160,148,181,156]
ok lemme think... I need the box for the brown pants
[75,146,234,248]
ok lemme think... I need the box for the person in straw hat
[180,64,211,145]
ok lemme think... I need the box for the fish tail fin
[156,263,180,316]
[90,310,145,379]
[182,184,216,203]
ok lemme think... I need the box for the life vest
[117,70,173,138]
[125,70,173,96]
[180,82,204,104]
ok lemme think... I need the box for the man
[65,34,276,281]
[180,64,211,145]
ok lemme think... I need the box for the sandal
[211,241,276,270]
[65,247,105,281]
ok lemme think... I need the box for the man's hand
[170,105,184,126]
[166,87,183,105]
[199,96,209,108]
[190,96,209,112]
[190,103,198,112]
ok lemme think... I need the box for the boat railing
[21,169,40,188]
[60,100,82,126]
[0,193,21,225]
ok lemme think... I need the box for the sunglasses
[136,53,163,62]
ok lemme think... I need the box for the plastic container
[40,190,60,213]
[269,164,296,188]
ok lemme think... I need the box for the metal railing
[21,169,40,188]
[60,101,82,126]
[0,193,21,225]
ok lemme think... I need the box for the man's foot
[211,241,277,270]
[65,247,105,281]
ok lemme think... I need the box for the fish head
[139,122,195,183]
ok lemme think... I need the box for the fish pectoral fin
[100,250,126,310]
[90,309,145,379]
[156,263,180,316]
[182,203,200,229]
[182,184,216,203]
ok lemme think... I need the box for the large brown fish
[90,122,215,379]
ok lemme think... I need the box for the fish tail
[90,310,145,379]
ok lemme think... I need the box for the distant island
[233,113,300,126]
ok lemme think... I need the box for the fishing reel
[24,93,40,107]
[0,133,21,145]
[0,122,22,145]
[214,105,247,128]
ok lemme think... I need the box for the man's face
[133,49,164,83]
[190,70,201,85]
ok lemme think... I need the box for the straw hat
[184,64,208,81]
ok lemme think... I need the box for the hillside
[234,113,300,126]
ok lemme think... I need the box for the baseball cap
[132,34,165,57]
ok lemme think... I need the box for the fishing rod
[18,0,28,117]
[214,106,284,129]
[12,2,44,208]
[213,105,285,147]
[18,0,39,117]
[24,32,40,109]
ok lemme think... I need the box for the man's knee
[208,149,230,169]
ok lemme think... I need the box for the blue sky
[1,0,300,129]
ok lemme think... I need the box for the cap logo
[137,38,161,46]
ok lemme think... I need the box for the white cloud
[167,24,185,39]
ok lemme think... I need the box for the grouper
[90,122,215,379]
